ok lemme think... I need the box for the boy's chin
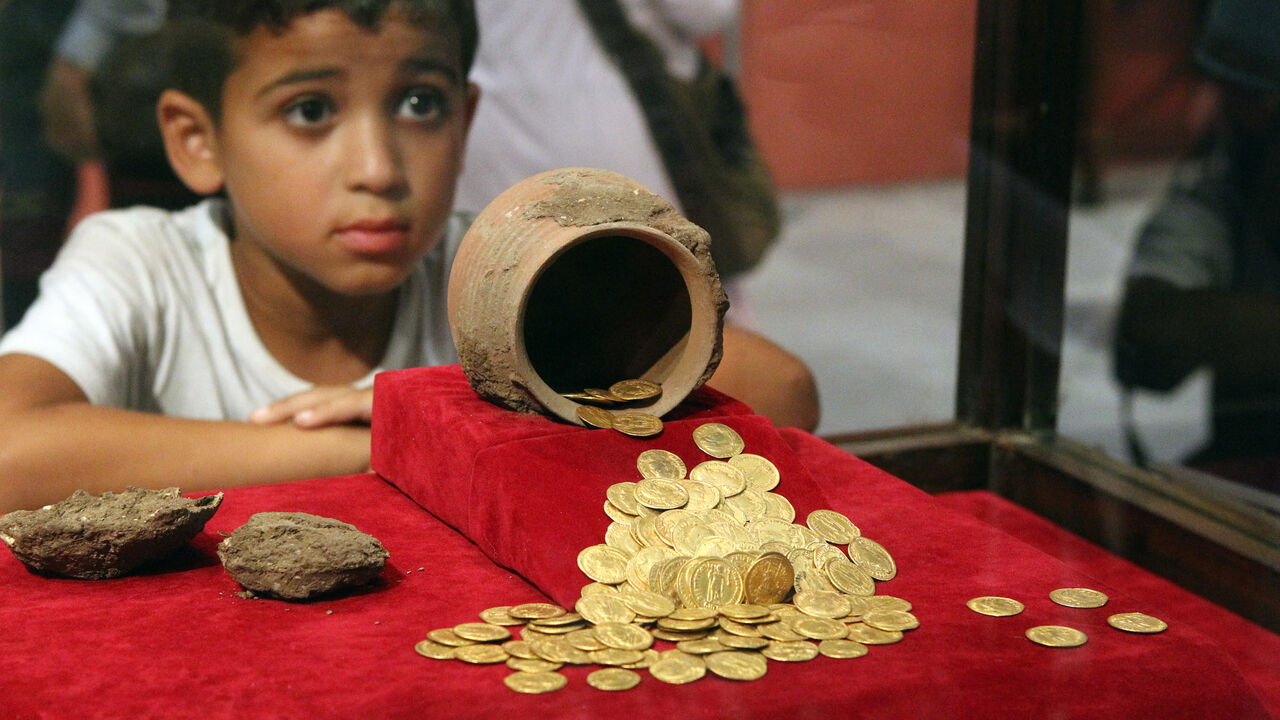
[323,268,415,299]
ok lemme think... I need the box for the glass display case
[733,0,1277,630]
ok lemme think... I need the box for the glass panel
[735,1,975,435]
[1060,0,1280,504]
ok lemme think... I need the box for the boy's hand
[249,386,374,429]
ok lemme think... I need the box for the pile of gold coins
[413,421,917,693]
[966,586,1167,647]
[565,379,665,438]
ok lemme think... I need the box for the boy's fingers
[291,391,374,429]
[248,386,353,424]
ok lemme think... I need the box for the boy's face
[212,8,476,297]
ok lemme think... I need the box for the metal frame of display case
[823,0,1280,631]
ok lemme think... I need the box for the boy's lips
[336,219,410,255]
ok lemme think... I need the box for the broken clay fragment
[217,512,389,600]
[0,487,223,579]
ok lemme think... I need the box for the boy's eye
[283,96,334,127]
[396,88,447,123]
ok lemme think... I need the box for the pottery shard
[0,487,223,579]
[217,512,389,600]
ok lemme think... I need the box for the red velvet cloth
[937,489,1280,717]
[0,364,1273,719]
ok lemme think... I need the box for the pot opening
[523,233,692,395]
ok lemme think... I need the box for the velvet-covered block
[372,364,802,606]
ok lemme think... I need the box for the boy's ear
[156,89,224,195]
[463,82,480,133]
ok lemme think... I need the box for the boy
[0,0,818,513]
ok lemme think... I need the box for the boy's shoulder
[63,199,229,265]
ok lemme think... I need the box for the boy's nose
[345,116,407,195]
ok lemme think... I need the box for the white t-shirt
[0,199,463,421]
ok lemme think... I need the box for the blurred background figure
[455,0,778,311]
[1113,0,1280,489]
[0,0,167,330]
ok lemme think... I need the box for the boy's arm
[0,354,371,513]
[709,323,820,431]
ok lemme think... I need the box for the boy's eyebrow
[402,57,462,85]
[256,68,341,98]
[255,58,461,98]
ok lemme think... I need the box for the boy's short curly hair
[168,0,477,120]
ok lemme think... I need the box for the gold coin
[818,638,869,659]
[648,651,706,684]
[719,603,772,621]
[848,536,897,581]
[681,557,745,608]
[593,622,653,651]
[823,555,876,597]
[689,460,747,497]
[718,618,765,638]
[1026,625,1088,648]
[715,631,770,650]
[676,638,727,655]
[845,622,903,645]
[727,453,780,492]
[502,640,538,659]
[624,649,661,670]
[604,500,633,523]
[1050,587,1109,609]
[758,620,806,642]
[509,603,567,621]
[581,581,619,598]
[617,589,676,618]
[678,479,722,512]
[794,590,853,619]
[503,671,567,694]
[605,521,641,554]
[761,640,819,662]
[454,644,509,664]
[864,595,912,613]
[577,543,629,584]
[613,412,664,438]
[791,615,849,640]
[575,595,635,625]
[761,492,796,522]
[637,449,686,479]
[566,628,608,651]
[529,611,585,627]
[583,388,619,403]
[1107,612,1168,633]
[743,552,794,605]
[805,509,860,545]
[453,622,512,642]
[589,648,646,666]
[605,482,641,515]
[479,606,522,626]
[577,404,614,429]
[652,628,711,643]
[610,379,663,402]
[587,667,642,691]
[413,640,455,659]
[634,478,689,510]
[723,489,768,523]
[506,657,562,673]
[693,422,745,458]
[669,606,720,621]
[966,596,1025,617]
[705,650,768,681]
[426,628,471,647]
[862,609,919,632]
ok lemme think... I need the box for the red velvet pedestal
[1,365,1276,719]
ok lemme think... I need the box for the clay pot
[448,167,729,425]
